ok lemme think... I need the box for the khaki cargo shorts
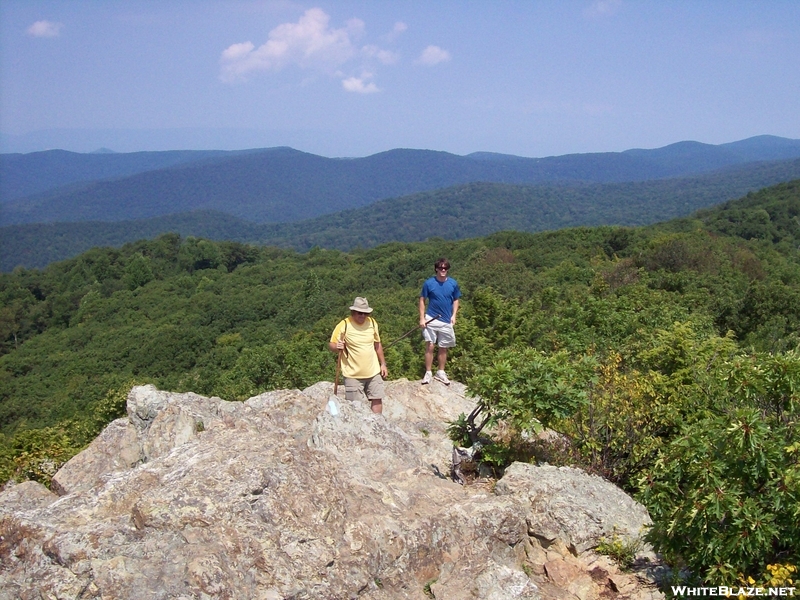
[343,374,385,401]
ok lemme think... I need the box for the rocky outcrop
[0,380,663,600]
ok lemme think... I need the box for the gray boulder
[495,463,653,554]
[0,379,662,600]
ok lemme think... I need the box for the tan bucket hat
[349,297,373,313]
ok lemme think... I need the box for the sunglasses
[353,311,369,316]
[436,267,449,271]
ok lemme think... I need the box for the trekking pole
[384,314,441,350]
[333,332,349,395]
[334,350,342,396]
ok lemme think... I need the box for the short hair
[434,258,450,270]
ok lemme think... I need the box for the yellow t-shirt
[330,317,381,379]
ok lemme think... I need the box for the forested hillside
[255,161,800,251]
[0,148,247,201]
[3,159,800,271]
[1,179,798,585]
[3,136,800,228]
[0,210,260,272]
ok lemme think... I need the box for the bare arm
[329,324,345,353]
[419,296,427,327]
[451,298,460,324]
[375,342,388,378]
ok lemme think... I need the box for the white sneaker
[421,371,432,384]
[435,370,450,385]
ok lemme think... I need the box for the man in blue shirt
[419,258,461,385]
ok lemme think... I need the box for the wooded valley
[1,177,798,588]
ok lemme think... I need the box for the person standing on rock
[419,258,461,385]
[329,297,388,414]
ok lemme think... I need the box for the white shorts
[422,317,456,348]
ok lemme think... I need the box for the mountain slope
[3,157,799,270]
[0,211,259,272]
[3,136,800,227]
[0,148,254,202]
[254,159,800,251]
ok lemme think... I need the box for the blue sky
[1,1,799,157]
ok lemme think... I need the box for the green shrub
[595,534,642,570]
[639,407,800,584]
[465,347,598,435]
[0,425,78,486]
[0,380,136,487]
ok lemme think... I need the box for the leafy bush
[762,563,797,587]
[595,534,643,570]
[0,380,135,486]
[0,425,78,485]
[215,332,333,401]
[465,347,598,436]
[640,407,800,584]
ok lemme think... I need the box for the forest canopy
[1,179,799,585]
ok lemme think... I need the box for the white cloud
[342,74,379,94]
[27,20,63,38]
[362,45,399,65]
[383,21,407,42]
[583,0,622,18]
[220,7,403,94]
[220,42,255,62]
[417,45,451,66]
[220,8,361,82]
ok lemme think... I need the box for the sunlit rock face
[0,380,662,600]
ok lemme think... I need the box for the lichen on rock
[0,380,663,600]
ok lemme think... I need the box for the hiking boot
[435,370,450,385]
[421,371,432,385]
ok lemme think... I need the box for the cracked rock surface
[0,380,663,600]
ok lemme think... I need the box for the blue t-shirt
[421,276,462,323]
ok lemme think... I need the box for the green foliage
[215,332,333,401]
[467,347,598,433]
[446,413,472,448]
[1,178,800,586]
[595,534,643,570]
[640,407,800,584]
[0,379,136,486]
[4,162,800,271]
[123,253,154,290]
[477,440,515,475]
[0,425,77,485]
[698,180,800,247]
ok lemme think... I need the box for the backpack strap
[369,317,378,339]
[337,318,349,357]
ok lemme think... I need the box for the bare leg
[370,398,383,414]
[437,347,448,372]
[425,342,435,372]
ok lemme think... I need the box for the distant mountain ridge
[0,148,258,202]
[2,135,799,227]
[3,157,799,271]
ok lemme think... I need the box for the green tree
[640,407,800,584]
[122,253,154,290]
[457,347,598,446]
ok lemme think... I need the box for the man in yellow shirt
[329,297,388,414]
